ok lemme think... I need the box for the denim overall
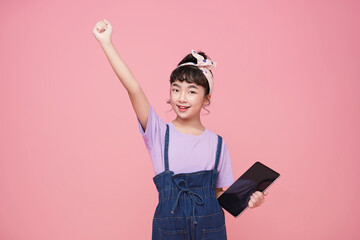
[152,124,227,240]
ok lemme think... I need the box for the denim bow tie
[171,177,204,224]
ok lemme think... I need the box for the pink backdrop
[1,0,360,239]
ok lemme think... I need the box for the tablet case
[218,161,280,217]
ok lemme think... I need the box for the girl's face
[170,80,209,120]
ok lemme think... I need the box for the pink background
[1,0,360,239]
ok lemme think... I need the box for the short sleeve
[137,104,164,151]
[215,140,235,188]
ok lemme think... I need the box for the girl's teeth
[178,106,189,111]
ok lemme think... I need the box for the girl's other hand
[92,19,113,45]
[248,191,268,208]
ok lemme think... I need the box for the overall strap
[164,124,170,171]
[214,135,223,172]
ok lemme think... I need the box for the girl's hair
[166,51,212,114]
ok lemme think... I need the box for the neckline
[169,121,208,138]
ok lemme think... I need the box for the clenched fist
[92,19,113,45]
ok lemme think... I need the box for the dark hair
[166,51,212,114]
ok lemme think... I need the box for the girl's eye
[189,91,196,94]
[172,89,179,92]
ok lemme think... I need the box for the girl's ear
[203,94,211,105]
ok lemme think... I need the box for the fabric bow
[171,177,204,225]
[177,49,217,94]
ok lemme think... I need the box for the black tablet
[218,161,280,217]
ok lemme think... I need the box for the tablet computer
[217,161,280,217]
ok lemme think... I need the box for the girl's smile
[177,105,190,112]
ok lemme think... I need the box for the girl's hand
[248,191,268,208]
[92,19,113,45]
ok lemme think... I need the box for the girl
[92,19,267,240]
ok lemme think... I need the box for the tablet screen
[218,161,280,217]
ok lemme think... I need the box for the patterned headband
[176,49,217,94]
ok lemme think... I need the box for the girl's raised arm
[92,19,150,132]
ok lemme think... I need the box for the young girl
[92,19,267,240]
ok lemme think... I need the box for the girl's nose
[179,91,187,102]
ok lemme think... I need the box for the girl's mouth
[178,105,190,112]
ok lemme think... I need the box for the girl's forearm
[100,42,140,93]
[216,189,225,198]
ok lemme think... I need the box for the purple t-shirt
[137,105,235,188]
